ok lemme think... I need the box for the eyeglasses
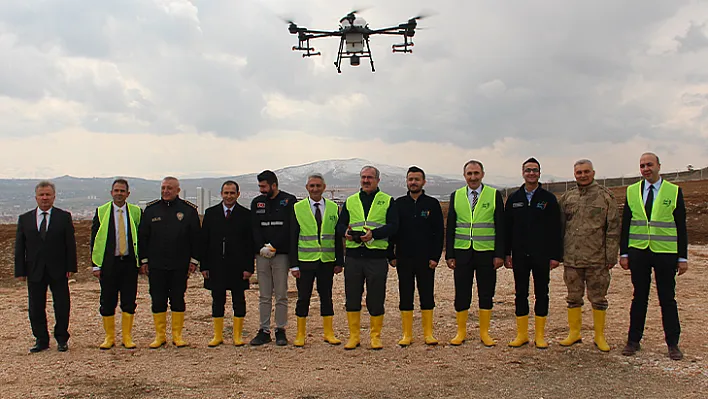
[523,168,540,173]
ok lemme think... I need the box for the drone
[286,10,430,73]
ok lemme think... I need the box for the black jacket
[250,190,297,254]
[200,202,255,291]
[445,185,505,261]
[138,197,201,270]
[15,207,77,282]
[90,203,141,276]
[391,191,444,262]
[289,199,344,269]
[335,188,399,259]
[619,181,688,259]
[503,183,562,261]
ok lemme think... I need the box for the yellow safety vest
[294,198,338,262]
[627,180,679,253]
[91,202,141,267]
[453,185,496,251]
[345,191,391,250]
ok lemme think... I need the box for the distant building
[196,187,211,215]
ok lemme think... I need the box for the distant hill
[0,158,465,221]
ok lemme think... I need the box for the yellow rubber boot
[233,317,245,346]
[398,311,414,347]
[559,307,583,346]
[508,315,530,347]
[294,317,307,347]
[208,317,224,347]
[344,311,361,350]
[479,309,497,347]
[171,311,188,347]
[421,309,438,345]
[450,310,468,345]
[370,315,384,350]
[593,309,610,352]
[534,316,548,349]
[99,315,115,350]
[121,313,137,349]
[149,312,167,349]
[322,316,341,345]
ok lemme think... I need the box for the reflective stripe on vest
[627,180,679,253]
[294,198,338,262]
[345,191,392,250]
[91,202,141,267]
[453,186,496,251]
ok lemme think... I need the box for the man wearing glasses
[504,158,562,348]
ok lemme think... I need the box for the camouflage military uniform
[559,181,620,310]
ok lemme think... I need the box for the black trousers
[344,257,388,316]
[295,261,335,317]
[453,250,496,311]
[211,289,246,318]
[99,257,139,316]
[396,257,435,311]
[148,268,188,313]
[512,255,550,317]
[627,248,681,346]
[28,274,70,344]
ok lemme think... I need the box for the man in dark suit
[90,178,143,349]
[620,152,689,360]
[446,160,505,347]
[15,180,77,353]
[201,180,255,347]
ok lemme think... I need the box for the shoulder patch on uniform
[146,199,160,207]
[184,199,198,210]
[600,186,616,198]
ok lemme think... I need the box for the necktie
[314,203,322,241]
[471,191,479,211]
[39,211,48,240]
[226,209,232,219]
[118,209,128,255]
[645,185,654,221]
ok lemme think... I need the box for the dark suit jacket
[619,181,688,259]
[15,207,78,282]
[200,202,255,291]
[89,204,141,275]
[445,186,505,263]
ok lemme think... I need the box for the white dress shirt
[467,185,483,209]
[309,197,325,216]
[643,177,662,205]
[36,207,53,231]
[223,203,235,217]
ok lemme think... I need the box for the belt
[115,255,131,261]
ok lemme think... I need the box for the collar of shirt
[222,203,235,214]
[309,197,325,214]
[644,177,663,193]
[113,203,127,213]
[36,207,53,229]
[467,185,482,197]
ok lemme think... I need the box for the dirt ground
[1,180,707,399]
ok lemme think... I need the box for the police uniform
[446,184,505,347]
[289,197,344,347]
[335,188,399,350]
[391,190,444,346]
[620,178,688,357]
[90,201,142,349]
[558,180,620,351]
[138,196,201,348]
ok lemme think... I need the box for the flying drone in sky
[286,10,431,73]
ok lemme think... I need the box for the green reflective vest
[345,191,391,250]
[294,198,338,262]
[91,202,141,267]
[627,180,678,253]
[453,185,496,251]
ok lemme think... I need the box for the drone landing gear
[334,36,375,73]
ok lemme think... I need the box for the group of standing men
[14,152,688,360]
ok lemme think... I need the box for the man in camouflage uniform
[558,159,620,352]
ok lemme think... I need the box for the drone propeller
[409,10,437,21]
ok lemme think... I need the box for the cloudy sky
[1,0,707,182]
